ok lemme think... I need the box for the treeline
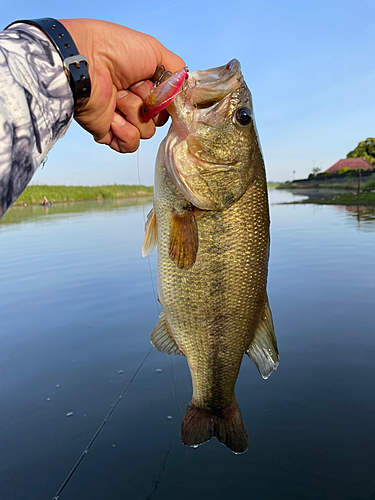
[347,137,375,164]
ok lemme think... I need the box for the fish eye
[235,107,252,127]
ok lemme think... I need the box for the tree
[311,167,321,176]
[347,137,375,164]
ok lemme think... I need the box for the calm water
[0,190,374,500]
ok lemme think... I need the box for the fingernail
[112,113,126,127]
[117,90,129,99]
[131,80,146,88]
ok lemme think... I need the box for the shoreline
[13,185,153,206]
[278,188,375,206]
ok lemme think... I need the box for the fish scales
[142,59,279,453]
[156,148,270,405]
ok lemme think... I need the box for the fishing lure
[141,66,188,120]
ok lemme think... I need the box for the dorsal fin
[246,298,279,379]
[142,207,157,257]
[169,210,198,270]
[151,312,184,356]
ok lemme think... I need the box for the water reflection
[333,205,375,232]
[0,197,151,227]
[274,188,375,232]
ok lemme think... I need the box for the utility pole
[358,169,361,195]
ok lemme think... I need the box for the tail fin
[180,399,248,454]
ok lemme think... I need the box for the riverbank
[279,188,375,206]
[14,185,153,205]
[277,172,375,191]
[300,191,375,205]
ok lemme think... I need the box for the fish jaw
[141,68,188,120]
[164,129,231,210]
[164,60,261,211]
[167,59,242,136]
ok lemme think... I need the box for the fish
[142,59,279,454]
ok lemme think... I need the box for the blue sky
[2,0,374,184]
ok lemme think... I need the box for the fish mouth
[184,59,242,111]
[189,59,241,94]
[165,60,244,210]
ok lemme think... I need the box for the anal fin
[246,297,279,379]
[142,207,157,257]
[151,312,184,356]
[169,209,198,270]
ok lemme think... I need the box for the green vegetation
[300,192,375,206]
[347,137,375,164]
[14,184,153,205]
[277,171,375,191]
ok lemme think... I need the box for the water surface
[0,191,374,500]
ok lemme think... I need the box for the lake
[0,189,374,500]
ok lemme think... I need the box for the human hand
[59,19,185,153]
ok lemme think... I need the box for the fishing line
[136,148,160,316]
[136,138,182,423]
[144,441,172,500]
[51,148,167,499]
[137,140,180,493]
[136,148,147,224]
[51,347,152,500]
[170,356,183,421]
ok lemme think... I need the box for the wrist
[6,18,91,111]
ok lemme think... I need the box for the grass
[14,184,153,205]
[300,191,375,206]
[277,173,375,191]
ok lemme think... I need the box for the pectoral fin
[142,208,157,257]
[246,298,279,379]
[169,210,198,270]
[151,312,184,356]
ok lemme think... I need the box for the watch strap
[5,18,91,110]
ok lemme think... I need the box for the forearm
[0,23,73,217]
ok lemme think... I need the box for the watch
[5,17,91,111]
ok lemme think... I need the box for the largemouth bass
[142,60,279,454]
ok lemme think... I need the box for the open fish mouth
[183,59,242,113]
[164,59,246,210]
[189,59,241,94]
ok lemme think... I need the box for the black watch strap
[5,18,91,111]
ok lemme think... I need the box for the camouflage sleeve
[0,23,74,217]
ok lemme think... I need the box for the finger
[96,129,132,154]
[153,109,170,127]
[116,90,155,139]
[128,80,154,99]
[111,112,141,152]
[96,113,141,153]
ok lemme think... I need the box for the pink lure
[141,68,188,120]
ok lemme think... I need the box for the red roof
[326,158,373,173]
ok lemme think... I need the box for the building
[325,158,373,173]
